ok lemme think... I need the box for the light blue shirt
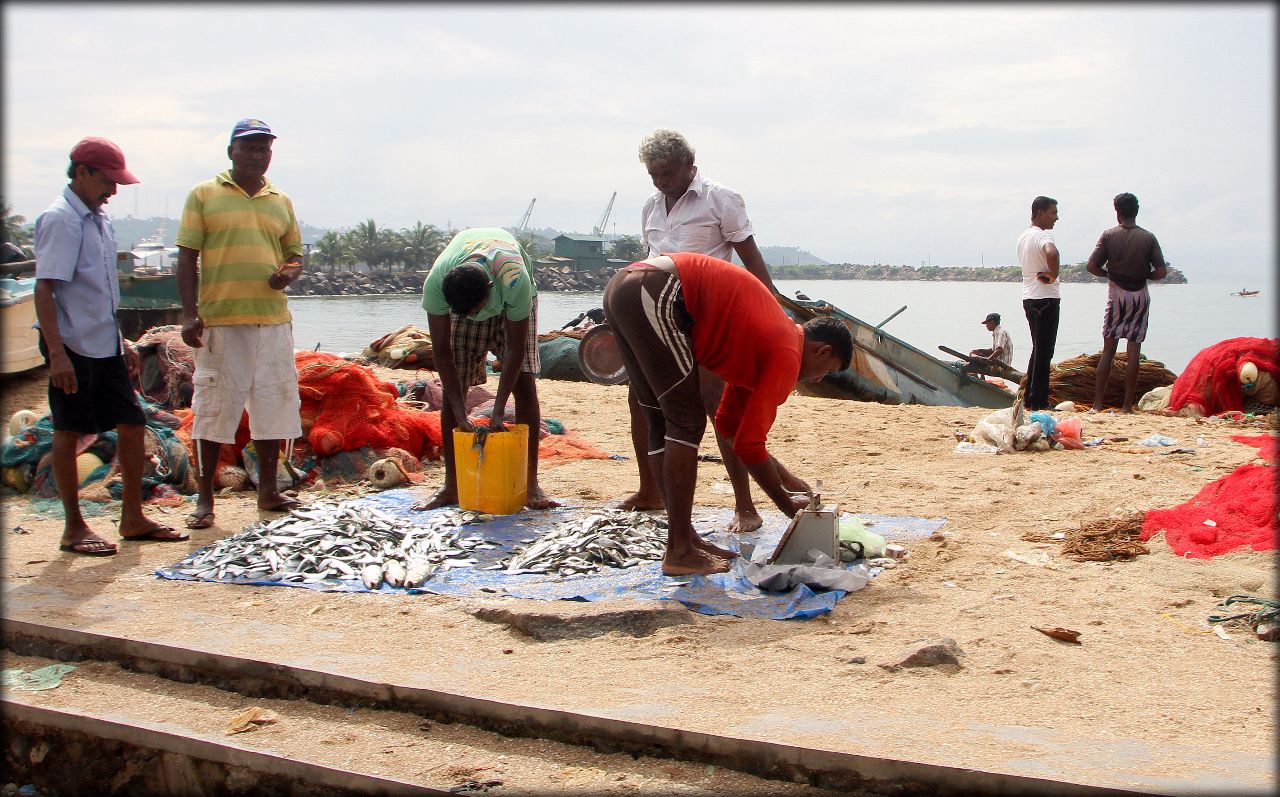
[34,186,122,358]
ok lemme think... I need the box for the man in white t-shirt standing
[617,128,775,533]
[1015,196,1061,410]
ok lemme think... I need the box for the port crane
[515,198,535,232]
[591,192,617,237]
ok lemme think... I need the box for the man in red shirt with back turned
[602,253,853,576]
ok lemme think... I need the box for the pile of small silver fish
[496,509,669,577]
[171,500,494,589]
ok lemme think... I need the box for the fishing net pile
[1023,513,1150,561]
[1024,351,1176,409]
[1167,337,1280,416]
[2,400,195,503]
[134,325,196,409]
[1140,434,1278,558]
[536,330,589,382]
[401,375,614,465]
[296,351,443,459]
[361,324,435,369]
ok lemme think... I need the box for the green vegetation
[769,261,1188,284]
[608,234,646,261]
[2,199,33,251]
[310,219,450,272]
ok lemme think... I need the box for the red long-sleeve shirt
[673,252,802,465]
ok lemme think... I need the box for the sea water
[288,279,1275,375]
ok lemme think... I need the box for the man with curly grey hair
[616,128,775,534]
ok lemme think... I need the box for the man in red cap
[33,136,189,556]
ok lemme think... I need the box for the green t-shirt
[421,227,536,321]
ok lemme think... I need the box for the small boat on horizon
[1231,288,1260,296]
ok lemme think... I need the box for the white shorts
[192,324,302,444]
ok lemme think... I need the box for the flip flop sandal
[59,538,118,556]
[185,512,216,529]
[122,526,191,542]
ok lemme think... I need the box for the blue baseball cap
[230,118,276,141]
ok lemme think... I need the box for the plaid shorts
[450,297,541,388]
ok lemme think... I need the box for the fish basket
[454,423,529,515]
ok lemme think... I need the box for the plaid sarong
[450,297,541,388]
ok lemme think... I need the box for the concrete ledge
[2,618,1162,797]
[2,698,446,796]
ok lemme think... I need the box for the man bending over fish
[414,227,559,511]
[602,253,853,575]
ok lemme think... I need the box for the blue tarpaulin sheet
[157,488,945,620]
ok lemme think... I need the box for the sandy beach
[1,363,1276,792]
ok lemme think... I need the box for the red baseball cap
[68,137,139,185]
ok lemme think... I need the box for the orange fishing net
[296,351,443,459]
[1141,434,1278,558]
[462,416,616,466]
[537,433,615,466]
[1168,337,1280,416]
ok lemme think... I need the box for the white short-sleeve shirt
[1017,225,1060,300]
[640,170,754,262]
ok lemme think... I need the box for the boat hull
[778,294,1015,409]
[117,273,182,341]
[1,278,44,375]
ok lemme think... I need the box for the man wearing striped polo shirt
[177,118,305,529]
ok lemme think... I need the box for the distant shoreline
[768,262,1189,284]
[287,264,1189,298]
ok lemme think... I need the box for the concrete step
[2,650,842,796]
[3,619,1153,797]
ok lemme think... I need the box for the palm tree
[2,199,33,250]
[400,222,445,271]
[343,219,392,272]
[312,230,346,272]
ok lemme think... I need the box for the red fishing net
[1141,434,1278,558]
[296,351,443,459]
[1168,337,1280,415]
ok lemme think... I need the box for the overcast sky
[3,3,1274,282]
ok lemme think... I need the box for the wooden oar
[940,345,1025,382]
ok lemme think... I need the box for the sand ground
[1,363,1276,792]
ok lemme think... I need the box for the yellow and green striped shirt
[176,171,303,325]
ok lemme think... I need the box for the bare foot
[727,509,763,534]
[694,536,739,560]
[411,488,457,511]
[616,491,664,511]
[661,549,731,576]
[526,487,562,510]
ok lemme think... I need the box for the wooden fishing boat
[1231,289,1260,297]
[776,293,1016,408]
[0,264,43,375]
[116,251,182,340]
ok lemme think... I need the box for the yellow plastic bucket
[453,423,529,515]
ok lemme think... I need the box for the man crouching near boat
[603,253,853,576]
[413,227,559,511]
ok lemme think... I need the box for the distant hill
[110,215,331,249]
[759,245,828,266]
